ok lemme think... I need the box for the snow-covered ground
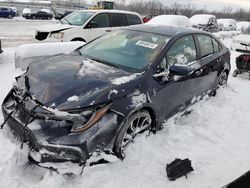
[0,18,55,47]
[0,19,250,188]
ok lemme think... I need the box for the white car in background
[35,9,142,43]
[217,19,236,31]
[236,21,250,31]
[190,14,219,32]
[145,15,191,27]
[231,27,250,52]
[22,8,32,17]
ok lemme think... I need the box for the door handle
[195,69,203,76]
[106,30,111,32]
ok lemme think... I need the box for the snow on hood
[23,54,136,110]
[146,15,191,27]
[190,14,215,25]
[36,23,76,33]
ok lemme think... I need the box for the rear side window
[127,14,141,25]
[197,34,214,58]
[212,38,221,53]
[167,35,197,65]
[110,13,127,27]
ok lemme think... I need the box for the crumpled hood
[36,23,76,33]
[24,54,139,110]
[233,34,250,45]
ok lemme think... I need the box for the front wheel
[114,110,152,159]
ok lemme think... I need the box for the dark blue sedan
[0,7,15,19]
[1,25,230,168]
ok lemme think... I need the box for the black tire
[8,14,13,19]
[210,71,228,96]
[232,69,238,77]
[113,110,152,159]
[71,38,85,42]
[32,16,35,19]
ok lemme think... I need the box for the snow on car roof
[190,14,216,25]
[217,19,236,24]
[126,24,200,37]
[145,15,191,27]
[76,9,140,16]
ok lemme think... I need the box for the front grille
[35,32,49,41]
[2,109,39,151]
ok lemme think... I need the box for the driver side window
[160,35,197,70]
[88,13,109,28]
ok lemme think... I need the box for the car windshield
[61,11,95,26]
[79,30,169,72]
[243,28,250,35]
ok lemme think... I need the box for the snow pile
[108,89,118,99]
[112,74,138,85]
[146,15,191,27]
[67,95,79,102]
[130,90,147,108]
[15,41,85,70]
[190,14,216,25]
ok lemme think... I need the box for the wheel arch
[71,38,86,42]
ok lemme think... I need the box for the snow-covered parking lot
[0,19,250,188]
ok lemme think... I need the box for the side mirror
[169,64,194,76]
[87,21,97,28]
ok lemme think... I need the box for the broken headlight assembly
[50,32,64,41]
[67,103,112,133]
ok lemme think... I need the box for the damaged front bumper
[1,88,89,165]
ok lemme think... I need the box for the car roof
[76,9,140,15]
[124,24,209,37]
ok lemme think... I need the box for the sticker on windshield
[136,40,158,49]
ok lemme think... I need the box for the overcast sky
[164,0,250,11]
[111,0,250,11]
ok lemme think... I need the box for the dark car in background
[0,7,15,19]
[1,25,230,169]
[54,10,72,20]
[25,11,53,20]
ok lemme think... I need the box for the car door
[182,34,220,105]
[109,13,128,32]
[83,13,111,42]
[151,35,198,119]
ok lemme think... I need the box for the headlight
[70,103,112,133]
[50,32,64,40]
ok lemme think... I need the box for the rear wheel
[114,110,152,159]
[8,14,13,19]
[232,69,239,77]
[210,71,228,96]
